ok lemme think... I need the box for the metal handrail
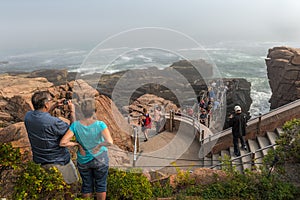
[199,98,300,144]
[128,98,300,145]
[210,143,276,169]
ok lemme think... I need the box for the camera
[63,99,68,105]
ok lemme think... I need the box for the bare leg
[143,129,148,141]
[82,193,93,199]
[96,192,106,200]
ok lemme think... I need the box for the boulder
[0,75,133,157]
[27,69,68,86]
[0,122,31,158]
[93,61,252,123]
[266,46,300,109]
[0,75,53,126]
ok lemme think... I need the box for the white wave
[136,55,153,62]
[248,77,271,118]
[65,50,87,55]
[120,56,132,61]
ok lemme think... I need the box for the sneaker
[234,152,241,157]
[243,146,247,151]
[144,139,148,142]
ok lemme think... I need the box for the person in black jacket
[228,105,248,156]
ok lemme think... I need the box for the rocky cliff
[93,60,252,120]
[266,47,300,109]
[0,74,132,166]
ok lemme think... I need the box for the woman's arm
[102,128,113,144]
[60,129,79,147]
[60,129,86,156]
[92,127,114,154]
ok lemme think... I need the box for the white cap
[234,105,241,112]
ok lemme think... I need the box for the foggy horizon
[1,0,300,56]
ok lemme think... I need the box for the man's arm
[67,100,76,123]
[228,114,234,127]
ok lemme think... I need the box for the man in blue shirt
[24,91,78,189]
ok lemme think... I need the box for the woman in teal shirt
[60,99,113,200]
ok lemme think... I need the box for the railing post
[207,113,210,128]
[257,113,262,136]
[172,110,175,131]
[127,114,131,124]
[169,110,173,132]
[251,152,256,171]
[133,126,139,167]
[137,128,140,153]
[193,118,196,136]
[201,130,205,144]
[170,110,175,132]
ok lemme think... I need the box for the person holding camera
[24,91,78,199]
[228,105,248,157]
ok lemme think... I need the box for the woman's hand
[78,144,86,156]
[92,142,112,154]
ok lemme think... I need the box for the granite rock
[266,46,300,109]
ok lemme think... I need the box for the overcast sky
[1,0,300,54]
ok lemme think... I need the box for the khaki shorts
[43,160,78,184]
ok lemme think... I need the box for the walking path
[135,122,213,174]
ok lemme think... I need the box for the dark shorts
[142,124,151,132]
[77,151,109,194]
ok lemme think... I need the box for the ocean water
[0,41,298,118]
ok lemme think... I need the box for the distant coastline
[0,61,9,65]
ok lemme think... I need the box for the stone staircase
[200,128,283,173]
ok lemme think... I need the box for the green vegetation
[107,168,153,200]
[173,171,297,200]
[0,143,21,171]
[14,161,68,200]
[1,118,300,199]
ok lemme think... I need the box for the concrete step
[221,150,231,169]
[221,150,230,158]
[247,139,263,170]
[240,150,252,172]
[229,147,243,173]
[257,136,271,156]
[198,159,204,168]
[275,127,284,136]
[203,156,212,168]
[220,150,230,170]
[266,131,278,146]
[212,154,221,170]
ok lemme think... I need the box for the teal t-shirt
[70,120,108,164]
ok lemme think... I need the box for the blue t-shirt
[24,110,70,165]
[70,120,108,164]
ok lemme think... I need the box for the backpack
[144,114,152,128]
